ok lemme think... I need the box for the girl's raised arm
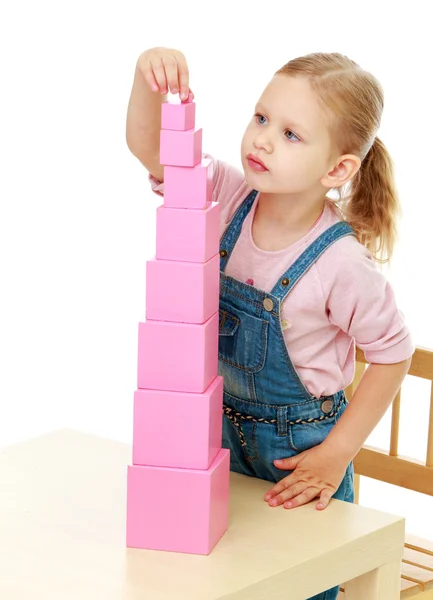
[125,47,190,181]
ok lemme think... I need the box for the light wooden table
[0,429,404,599]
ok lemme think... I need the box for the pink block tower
[126,93,230,555]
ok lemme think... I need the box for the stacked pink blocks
[126,94,230,555]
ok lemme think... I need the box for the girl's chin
[244,171,272,192]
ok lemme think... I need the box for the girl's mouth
[247,153,268,172]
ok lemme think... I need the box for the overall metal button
[281,277,290,286]
[220,249,228,258]
[263,298,274,312]
[321,400,333,414]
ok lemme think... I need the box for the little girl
[126,47,414,600]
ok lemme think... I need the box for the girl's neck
[253,191,327,250]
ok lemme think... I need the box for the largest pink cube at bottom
[126,448,230,555]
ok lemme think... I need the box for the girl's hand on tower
[137,47,193,102]
[264,443,350,510]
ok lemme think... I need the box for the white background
[1,1,432,538]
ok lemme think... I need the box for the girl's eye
[255,113,301,142]
[284,130,300,142]
[255,113,267,125]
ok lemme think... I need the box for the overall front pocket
[288,415,337,453]
[218,305,269,372]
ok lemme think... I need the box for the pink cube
[126,448,230,554]
[161,100,196,131]
[133,376,223,469]
[146,254,219,324]
[156,202,220,263]
[164,157,214,209]
[137,312,218,393]
[160,128,202,167]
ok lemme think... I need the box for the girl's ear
[321,154,361,188]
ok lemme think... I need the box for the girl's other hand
[137,47,192,102]
[264,443,350,510]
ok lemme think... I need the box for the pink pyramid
[126,93,230,555]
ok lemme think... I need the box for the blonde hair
[276,53,401,264]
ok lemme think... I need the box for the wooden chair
[338,346,433,599]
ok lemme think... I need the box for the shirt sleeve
[148,171,164,197]
[320,237,415,364]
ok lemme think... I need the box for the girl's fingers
[176,53,190,100]
[284,487,318,509]
[269,483,302,506]
[150,58,168,94]
[163,55,181,95]
[139,49,191,100]
[140,63,159,92]
[264,476,297,502]
[316,489,333,510]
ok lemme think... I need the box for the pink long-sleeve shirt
[149,157,414,398]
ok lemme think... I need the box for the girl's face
[241,74,338,196]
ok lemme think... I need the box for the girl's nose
[253,133,272,153]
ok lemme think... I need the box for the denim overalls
[218,190,355,600]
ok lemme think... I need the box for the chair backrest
[345,346,433,497]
